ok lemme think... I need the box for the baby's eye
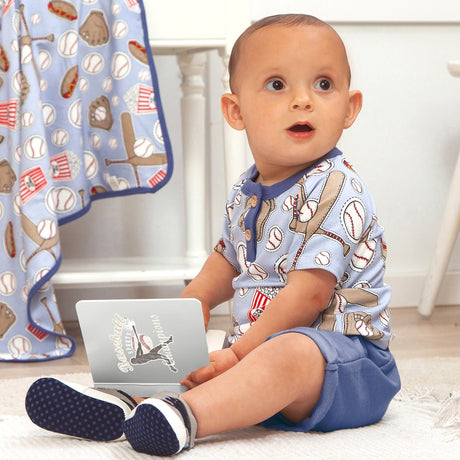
[315,79,333,91]
[265,79,285,91]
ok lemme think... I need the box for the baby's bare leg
[182,332,326,438]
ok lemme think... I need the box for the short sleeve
[287,169,377,282]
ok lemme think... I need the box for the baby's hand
[181,348,239,388]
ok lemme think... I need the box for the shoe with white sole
[25,377,137,441]
[124,392,197,456]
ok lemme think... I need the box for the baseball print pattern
[0,1,173,361]
[215,148,392,349]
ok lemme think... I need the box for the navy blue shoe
[124,392,197,456]
[25,377,137,441]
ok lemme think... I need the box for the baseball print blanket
[0,0,173,361]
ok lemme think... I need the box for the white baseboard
[385,271,460,308]
[57,271,459,322]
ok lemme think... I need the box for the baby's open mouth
[288,123,313,133]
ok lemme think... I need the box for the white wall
[250,0,460,307]
[57,0,460,319]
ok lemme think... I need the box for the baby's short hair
[228,14,350,92]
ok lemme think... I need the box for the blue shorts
[261,328,401,433]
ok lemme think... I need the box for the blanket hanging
[0,0,173,361]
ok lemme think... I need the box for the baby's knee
[267,331,324,363]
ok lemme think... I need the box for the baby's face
[231,24,360,184]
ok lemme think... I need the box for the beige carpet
[1,357,459,459]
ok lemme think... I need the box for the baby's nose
[290,93,313,111]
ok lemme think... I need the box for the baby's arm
[181,251,238,330]
[231,268,336,360]
[183,268,335,387]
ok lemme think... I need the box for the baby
[26,14,400,456]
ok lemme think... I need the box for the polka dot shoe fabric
[25,377,137,441]
[124,392,197,456]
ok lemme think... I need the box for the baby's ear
[344,90,363,129]
[221,93,245,130]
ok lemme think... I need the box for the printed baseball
[8,335,31,358]
[238,287,249,297]
[265,226,283,251]
[41,103,56,126]
[12,71,25,94]
[131,334,153,353]
[19,249,26,272]
[84,151,98,178]
[102,76,113,92]
[351,178,363,194]
[282,195,296,211]
[133,137,155,158]
[247,263,268,281]
[51,129,69,147]
[79,77,89,93]
[58,30,79,57]
[68,99,82,128]
[138,69,150,81]
[13,193,22,215]
[353,281,371,289]
[90,132,102,150]
[21,285,29,303]
[21,111,34,128]
[31,13,41,25]
[108,137,118,149]
[274,254,288,282]
[37,219,57,240]
[53,187,76,213]
[82,52,104,74]
[112,20,128,39]
[333,293,347,313]
[12,146,21,163]
[351,239,377,272]
[94,105,107,122]
[153,120,164,144]
[0,271,17,295]
[44,187,57,213]
[378,308,390,327]
[314,251,331,266]
[112,2,121,15]
[342,198,366,243]
[56,335,73,350]
[237,243,248,270]
[355,319,372,337]
[40,79,48,92]
[234,191,242,206]
[21,44,33,65]
[10,39,19,53]
[111,52,131,79]
[24,135,47,160]
[38,50,52,71]
[34,268,50,290]
[307,159,333,176]
[299,199,318,222]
